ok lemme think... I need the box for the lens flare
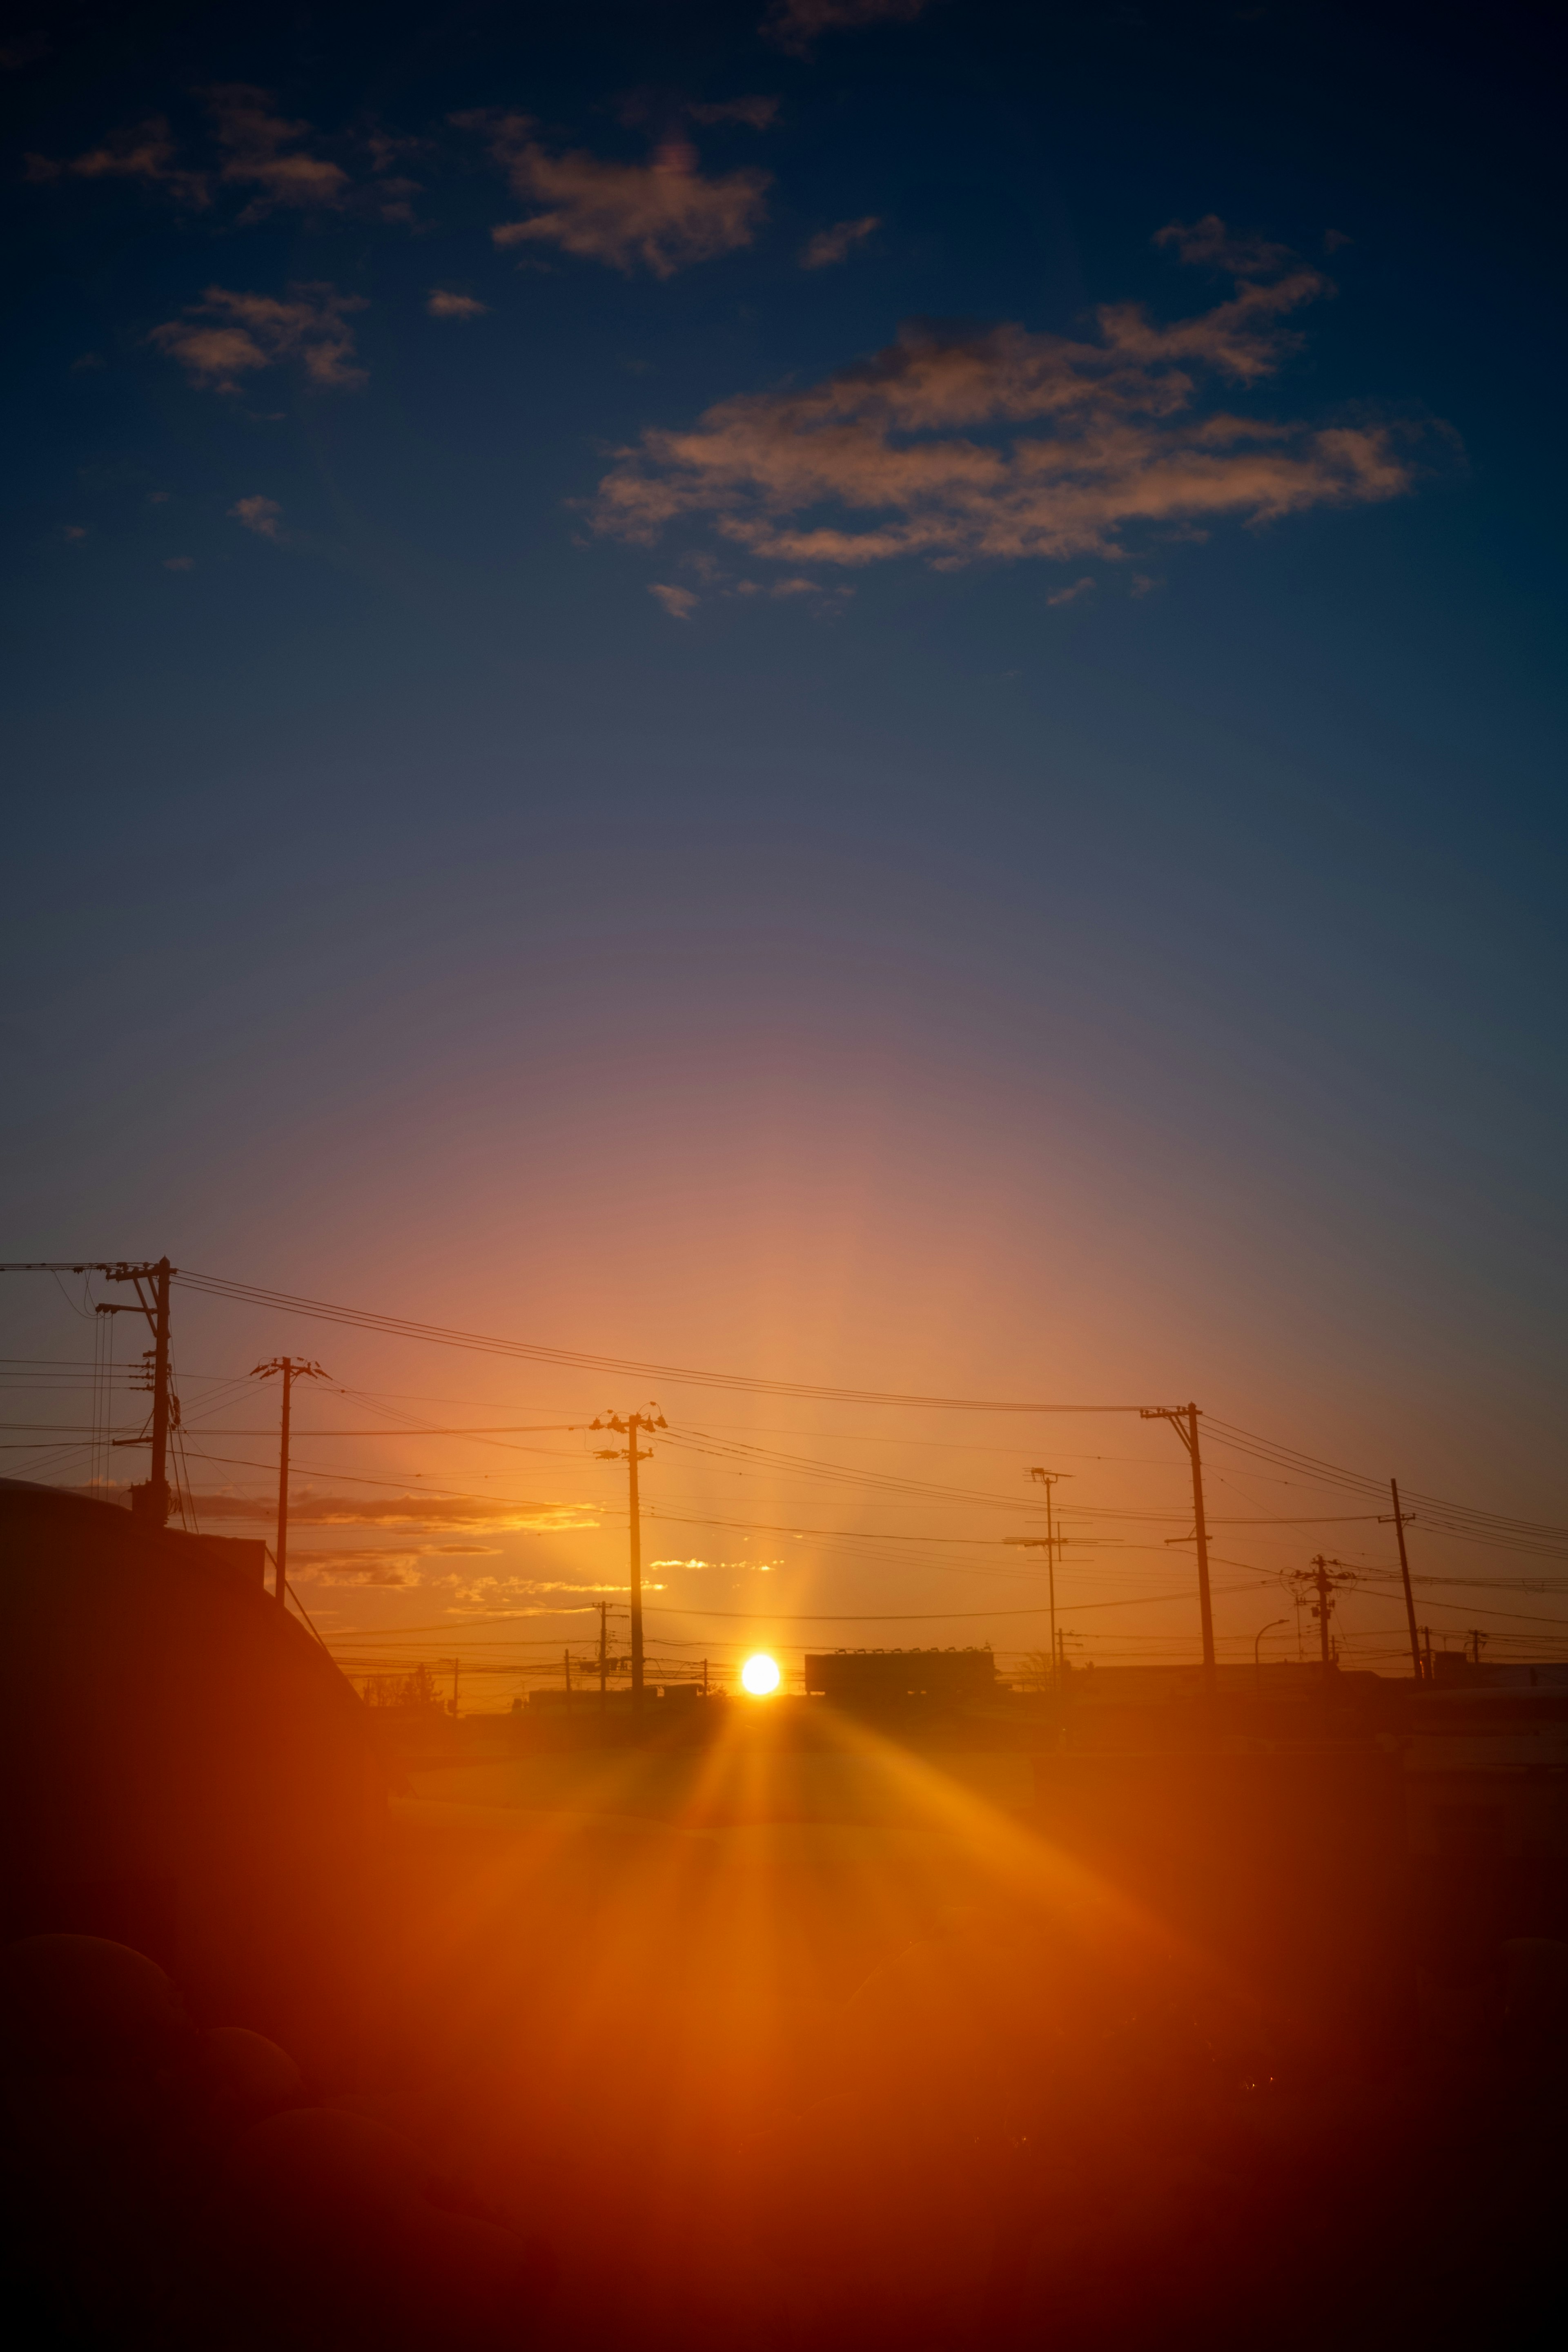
[740,1652,781,1696]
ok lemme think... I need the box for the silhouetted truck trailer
[804,1647,996,1707]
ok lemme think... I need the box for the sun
[740,1652,781,1696]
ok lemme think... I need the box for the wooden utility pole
[252,1357,327,1605]
[1034,1470,1065,1698]
[0,1260,181,1525]
[1383,1478,1423,1683]
[591,1407,665,1705]
[1006,1469,1072,1699]
[140,1258,174,1527]
[1142,1405,1216,1701]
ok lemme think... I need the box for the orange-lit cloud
[229,493,283,539]
[1153,214,1297,278]
[291,1547,425,1585]
[149,284,366,392]
[27,89,416,225]
[25,117,211,205]
[800,214,880,269]
[203,85,350,218]
[650,581,699,619]
[474,114,770,277]
[1047,575,1094,606]
[763,0,933,56]
[426,289,488,319]
[592,249,1422,573]
[194,1489,599,1532]
[688,96,781,129]
[650,1556,779,1572]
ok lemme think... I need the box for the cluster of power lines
[3,1258,1565,1697]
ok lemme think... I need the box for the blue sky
[2,2,1564,1668]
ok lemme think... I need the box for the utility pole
[138,1258,174,1527]
[564,1648,572,1703]
[591,1406,665,1706]
[252,1358,327,1605]
[1142,1405,1216,1703]
[1288,1555,1357,1688]
[1380,1478,1423,1684]
[1,1259,178,1524]
[592,1600,627,1711]
[1005,1468,1071,1699]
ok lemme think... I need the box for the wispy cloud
[689,96,780,129]
[27,87,415,225]
[202,84,350,219]
[1047,575,1094,606]
[1153,213,1296,279]
[800,214,880,269]
[194,1488,599,1532]
[229,493,283,539]
[651,1557,780,1572]
[149,283,367,392]
[648,583,700,621]
[470,114,770,277]
[25,117,210,206]
[762,0,933,57]
[163,555,196,571]
[292,1538,509,1587]
[592,229,1427,577]
[292,1548,425,1586]
[650,582,699,619]
[426,289,489,319]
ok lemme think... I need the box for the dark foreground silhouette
[3,1890,1564,2352]
[3,1482,1564,2350]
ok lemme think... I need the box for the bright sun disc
[741,1653,781,1696]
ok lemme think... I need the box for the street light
[1254,1617,1288,1700]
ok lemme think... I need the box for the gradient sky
[3,2,1564,1688]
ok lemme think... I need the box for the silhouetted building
[804,1647,997,1708]
[0,1479,383,2054]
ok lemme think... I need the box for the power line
[173,1269,1151,1412]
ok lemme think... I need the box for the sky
[2,1,1564,1690]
